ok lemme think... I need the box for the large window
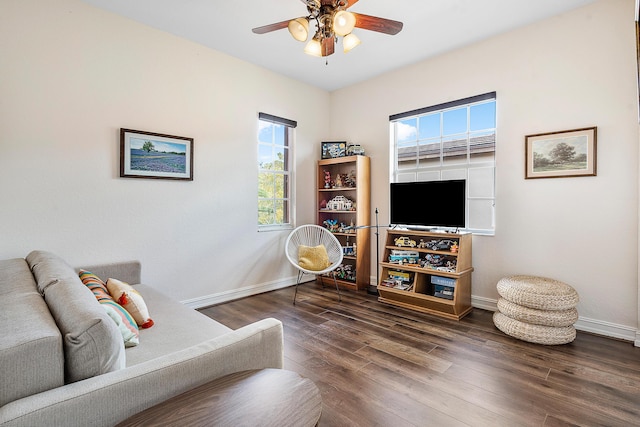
[390,92,496,234]
[257,112,296,230]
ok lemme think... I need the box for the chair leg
[332,271,342,302]
[293,270,304,305]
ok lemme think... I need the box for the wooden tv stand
[377,229,473,320]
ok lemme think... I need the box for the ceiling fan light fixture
[304,37,322,57]
[342,33,361,53]
[333,10,356,37]
[288,17,309,42]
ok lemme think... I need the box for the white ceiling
[81,0,597,92]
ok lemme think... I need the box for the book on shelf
[433,284,454,299]
[388,270,412,283]
[431,275,456,287]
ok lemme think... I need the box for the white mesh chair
[285,224,344,304]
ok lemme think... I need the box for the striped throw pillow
[79,270,139,347]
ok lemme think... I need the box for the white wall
[0,0,328,303]
[2,0,638,342]
[330,0,640,340]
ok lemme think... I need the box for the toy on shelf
[421,254,457,272]
[343,245,356,257]
[343,170,356,188]
[347,144,365,156]
[323,170,332,188]
[394,236,417,247]
[337,222,352,233]
[335,264,356,282]
[426,239,457,251]
[325,195,354,211]
[323,219,339,232]
[388,250,420,265]
[323,169,356,190]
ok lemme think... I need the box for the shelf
[379,262,472,278]
[377,229,473,320]
[318,155,362,166]
[316,155,371,291]
[318,187,357,192]
[385,245,461,257]
[377,295,472,320]
[377,285,455,305]
[318,276,358,290]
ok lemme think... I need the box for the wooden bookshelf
[377,229,473,320]
[317,155,370,291]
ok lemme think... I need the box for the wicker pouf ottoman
[493,275,579,345]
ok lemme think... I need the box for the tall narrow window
[258,113,296,230]
[390,92,496,234]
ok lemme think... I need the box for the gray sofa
[0,250,284,427]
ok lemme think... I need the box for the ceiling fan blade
[353,13,403,35]
[346,0,359,8]
[252,20,291,34]
[321,37,335,56]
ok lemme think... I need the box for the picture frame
[525,127,597,179]
[120,128,193,180]
[321,141,347,159]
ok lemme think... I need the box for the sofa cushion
[79,270,139,347]
[0,258,64,407]
[107,278,154,329]
[124,284,232,367]
[26,250,125,383]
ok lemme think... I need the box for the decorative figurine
[334,173,343,188]
[324,170,332,188]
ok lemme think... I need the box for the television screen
[390,180,466,229]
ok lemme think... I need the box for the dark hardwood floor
[199,282,640,427]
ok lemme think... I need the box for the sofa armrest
[75,261,141,285]
[0,318,284,427]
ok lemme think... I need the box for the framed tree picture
[525,127,597,179]
[120,128,193,180]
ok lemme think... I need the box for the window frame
[257,112,296,232]
[389,92,496,235]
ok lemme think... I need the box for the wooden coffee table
[116,369,322,427]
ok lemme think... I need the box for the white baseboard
[471,296,638,344]
[181,276,298,309]
[471,295,497,311]
[184,278,639,346]
[574,316,638,343]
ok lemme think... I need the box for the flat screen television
[390,180,466,229]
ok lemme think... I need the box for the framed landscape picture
[120,129,193,180]
[525,127,597,179]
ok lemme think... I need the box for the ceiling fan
[252,0,403,57]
